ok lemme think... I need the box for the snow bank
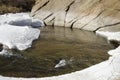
[96,31,120,41]
[108,46,120,56]
[0,13,44,27]
[0,24,40,50]
[0,13,43,51]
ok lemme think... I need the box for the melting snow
[96,31,120,41]
[0,13,43,51]
[0,24,40,50]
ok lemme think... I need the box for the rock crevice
[31,0,120,32]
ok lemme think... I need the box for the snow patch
[0,13,43,51]
[96,31,120,41]
[108,46,120,56]
[96,31,120,56]
[0,24,40,50]
[0,13,44,27]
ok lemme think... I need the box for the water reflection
[40,26,111,45]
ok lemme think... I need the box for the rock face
[31,0,120,32]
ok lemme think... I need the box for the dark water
[0,26,113,78]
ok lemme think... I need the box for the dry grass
[0,5,22,14]
[0,0,35,14]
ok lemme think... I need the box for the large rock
[31,0,120,32]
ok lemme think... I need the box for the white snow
[96,31,120,41]
[0,13,43,51]
[0,24,40,50]
[0,13,120,80]
[108,46,120,56]
[0,13,44,27]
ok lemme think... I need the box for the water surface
[0,26,113,77]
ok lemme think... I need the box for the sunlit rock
[31,0,120,32]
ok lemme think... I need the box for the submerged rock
[0,44,3,51]
[55,59,67,68]
[31,0,120,32]
[109,40,120,48]
[55,59,73,68]
[0,44,9,53]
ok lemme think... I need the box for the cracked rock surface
[31,0,120,32]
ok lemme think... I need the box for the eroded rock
[31,0,120,32]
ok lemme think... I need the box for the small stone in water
[55,59,67,68]
[55,59,73,68]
